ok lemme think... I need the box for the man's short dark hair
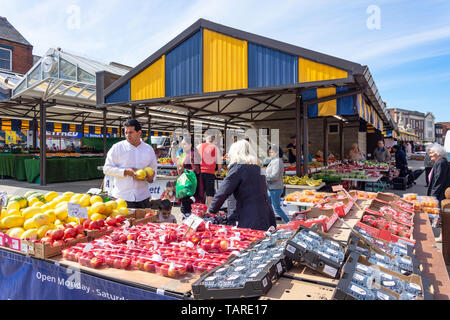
[123,118,142,132]
[159,199,173,211]
[290,135,296,139]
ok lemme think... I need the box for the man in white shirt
[103,119,158,208]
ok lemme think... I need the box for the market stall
[1,188,449,300]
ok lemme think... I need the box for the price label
[21,242,29,254]
[67,203,88,219]
[10,238,20,251]
[332,185,344,192]
[87,188,102,195]
[0,192,7,207]
[182,214,204,231]
[0,233,6,247]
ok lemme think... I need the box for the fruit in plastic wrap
[373,288,396,300]
[404,282,422,296]
[347,282,375,300]
[351,271,372,287]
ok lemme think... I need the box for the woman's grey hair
[227,140,258,165]
[429,143,447,159]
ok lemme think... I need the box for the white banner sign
[103,175,172,200]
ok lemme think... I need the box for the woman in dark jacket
[177,139,204,216]
[207,140,276,231]
[427,144,450,204]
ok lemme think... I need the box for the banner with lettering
[0,249,178,300]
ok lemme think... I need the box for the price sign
[21,242,29,254]
[87,188,102,195]
[10,238,20,251]
[332,185,344,192]
[67,203,88,219]
[0,192,7,207]
[0,233,8,247]
[182,214,204,231]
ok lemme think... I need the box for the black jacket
[208,163,276,231]
[427,157,450,203]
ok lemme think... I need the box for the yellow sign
[5,131,16,144]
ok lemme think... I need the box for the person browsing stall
[206,140,276,231]
[427,143,450,204]
[158,199,177,223]
[373,140,391,163]
[197,135,222,207]
[103,119,158,208]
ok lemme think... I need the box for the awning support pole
[103,109,107,158]
[339,121,344,161]
[39,100,47,186]
[302,97,309,175]
[323,118,328,166]
[295,90,302,177]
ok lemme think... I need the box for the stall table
[284,182,326,192]
[0,154,34,181]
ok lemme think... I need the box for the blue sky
[3,0,450,121]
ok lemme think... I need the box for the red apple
[143,261,154,272]
[50,229,65,241]
[119,234,128,243]
[83,219,92,229]
[52,240,65,247]
[167,267,177,278]
[96,219,105,228]
[90,257,103,268]
[74,224,84,234]
[105,256,114,267]
[120,257,131,269]
[106,217,117,226]
[111,234,120,243]
[76,233,84,239]
[89,220,100,230]
[65,237,75,243]
[64,228,77,239]
[40,236,52,244]
[107,226,115,232]
[113,258,122,269]
[219,240,228,251]
[115,215,125,224]
[127,233,137,241]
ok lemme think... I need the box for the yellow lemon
[32,213,50,228]
[56,201,68,209]
[70,194,83,203]
[54,219,63,226]
[91,202,106,214]
[44,210,57,223]
[21,207,42,220]
[116,199,127,209]
[37,225,51,238]
[24,218,38,230]
[79,194,91,207]
[32,201,45,208]
[90,195,103,205]
[20,229,38,240]
[7,227,25,238]
[63,191,75,199]
[66,216,79,223]
[7,201,20,212]
[144,167,155,178]
[44,191,58,203]
[53,195,66,204]
[28,197,39,207]
[118,207,130,216]
[2,215,25,229]
[90,213,106,221]
[5,209,21,218]
[111,210,120,217]
[40,204,50,212]
[104,201,116,216]
[55,206,68,220]
[46,201,57,210]
[135,169,146,180]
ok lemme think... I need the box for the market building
[435,123,444,144]
[101,18,397,175]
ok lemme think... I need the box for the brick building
[0,16,33,74]
[436,122,450,144]
[388,108,428,141]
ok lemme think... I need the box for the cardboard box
[346,233,421,275]
[86,228,113,241]
[191,258,274,299]
[131,211,159,226]
[359,209,414,241]
[355,222,415,247]
[333,252,433,300]
[367,198,414,226]
[293,206,340,232]
[33,236,88,259]
[284,225,346,279]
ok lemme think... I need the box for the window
[0,47,12,70]
[328,123,339,134]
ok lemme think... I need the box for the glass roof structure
[12,48,128,106]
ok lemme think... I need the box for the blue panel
[76,124,82,132]
[62,123,70,132]
[248,43,297,88]
[89,126,95,134]
[0,91,7,100]
[46,122,53,131]
[165,30,202,97]
[336,86,354,115]
[302,89,318,118]
[105,80,130,104]
[11,119,21,128]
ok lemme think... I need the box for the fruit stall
[1,188,449,300]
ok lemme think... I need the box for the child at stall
[158,199,177,223]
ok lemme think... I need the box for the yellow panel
[203,29,248,92]
[84,126,89,134]
[22,120,29,130]
[70,124,76,132]
[131,55,165,101]
[108,127,112,134]
[95,126,101,134]
[317,87,337,116]
[298,58,348,83]
[54,122,62,133]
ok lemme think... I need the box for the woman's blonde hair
[227,140,258,165]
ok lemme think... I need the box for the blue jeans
[268,189,290,223]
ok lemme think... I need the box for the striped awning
[357,94,383,132]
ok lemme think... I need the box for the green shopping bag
[175,169,197,199]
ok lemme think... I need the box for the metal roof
[0,16,32,46]
[102,18,395,131]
